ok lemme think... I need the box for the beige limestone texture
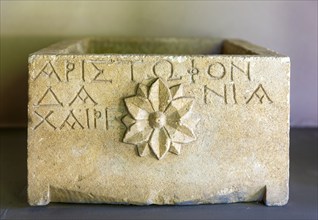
[28,38,290,206]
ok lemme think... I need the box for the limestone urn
[28,38,290,206]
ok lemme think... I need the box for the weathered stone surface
[28,38,290,206]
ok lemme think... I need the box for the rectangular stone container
[28,38,290,206]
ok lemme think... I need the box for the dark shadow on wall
[0,36,74,127]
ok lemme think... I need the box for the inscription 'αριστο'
[34,59,254,84]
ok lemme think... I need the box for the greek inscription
[204,85,227,104]
[246,84,273,104]
[33,111,56,130]
[208,62,226,80]
[35,87,63,107]
[65,60,86,82]
[187,59,199,83]
[88,108,110,130]
[93,109,102,128]
[105,108,109,130]
[69,86,98,106]
[104,59,140,82]
[153,60,181,81]
[81,60,85,82]
[204,83,273,105]
[60,110,84,130]
[231,61,251,81]
[204,84,239,105]
[34,61,61,81]
[128,60,136,82]
[86,108,90,129]
[232,84,238,104]
[65,61,76,82]
[91,62,112,83]
[31,59,274,133]
[33,108,112,131]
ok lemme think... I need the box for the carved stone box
[28,38,290,206]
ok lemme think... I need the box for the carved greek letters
[203,84,238,105]
[86,108,90,129]
[93,109,102,128]
[232,84,238,104]
[204,85,227,104]
[32,59,253,84]
[33,111,56,130]
[69,86,98,106]
[202,60,273,105]
[246,84,273,104]
[130,61,134,81]
[205,61,250,81]
[207,62,226,80]
[65,61,76,82]
[204,83,272,105]
[35,87,63,107]
[34,59,117,83]
[60,110,84,130]
[188,60,199,83]
[128,60,136,82]
[31,58,274,133]
[110,59,141,82]
[231,62,251,81]
[105,108,109,130]
[153,60,181,81]
[84,108,110,130]
[33,108,111,131]
[91,62,112,83]
[86,108,110,130]
[34,61,61,81]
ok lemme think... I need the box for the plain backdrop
[0,1,317,127]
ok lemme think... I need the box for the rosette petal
[124,96,153,120]
[136,84,148,98]
[170,84,183,99]
[121,114,135,128]
[123,120,152,145]
[169,142,182,155]
[165,122,196,144]
[149,128,171,160]
[165,98,194,122]
[137,142,151,157]
[148,78,172,112]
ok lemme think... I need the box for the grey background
[0,1,317,127]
